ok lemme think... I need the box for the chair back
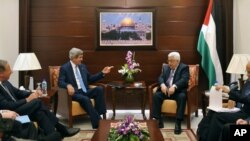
[48,66,61,90]
[188,64,199,90]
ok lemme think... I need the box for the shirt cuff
[173,84,177,89]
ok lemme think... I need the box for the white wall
[234,0,250,54]
[0,0,19,86]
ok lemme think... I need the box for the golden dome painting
[120,17,135,27]
[98,9,155,48]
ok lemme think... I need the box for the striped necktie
[0,83,16,101]
[75,66,87,93]
[166,70,174,87]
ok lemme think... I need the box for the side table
[39,89,58,114]
[107,81,147,120]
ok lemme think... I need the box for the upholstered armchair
[148,64,199,129]
[49,66,106,127]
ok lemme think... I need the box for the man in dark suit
[0,59,80,139]
[0,109,61,141]
[152,52,190,134]
[197,62,250,141]
[58,47,113,129]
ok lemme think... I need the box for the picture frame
[96,8,156,50]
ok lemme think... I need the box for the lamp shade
[226,54,250,74]
[13,53,42,71]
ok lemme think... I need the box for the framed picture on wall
[96,8,156,50]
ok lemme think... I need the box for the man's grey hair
[69,48,83,60]
[0,59,8,72]
[168,52,181,61]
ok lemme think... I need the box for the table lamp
[226,54,250,88]
[13,53,42,90]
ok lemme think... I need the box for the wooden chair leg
[68,117,73,128]
[187,116,191,129]
[103,113,106,119]
[195,110,198,117]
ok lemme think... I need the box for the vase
[124,73,135,83]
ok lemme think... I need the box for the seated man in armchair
[0,59,80,139]
[152,52,190,134]
[58,47,113,129]
[197,62,250,141]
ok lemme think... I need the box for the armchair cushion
[72,100,95,116]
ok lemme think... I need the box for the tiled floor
[58,109,203,133]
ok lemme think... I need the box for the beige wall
[234,0,250,54]
[0,0,19,86]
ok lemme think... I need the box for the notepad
[206,86,240,113]
[16,115,31,124]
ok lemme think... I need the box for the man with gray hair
[152,51,189,134]
[58,47,113,129]
[0,59,80,139]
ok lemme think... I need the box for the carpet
[64,129,197,141]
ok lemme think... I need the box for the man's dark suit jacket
[229,80,250,115]
[58,61,104,90]
[158,63,190,93]
[0,81,30,110]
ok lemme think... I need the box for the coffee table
[91,120,164,141]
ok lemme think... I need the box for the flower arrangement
[108,116,150,141]
[118,51,142,83]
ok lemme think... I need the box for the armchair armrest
[186,85,198,115]
[57,88,72,119]
[148,82,158,119]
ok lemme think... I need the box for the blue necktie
[75,66,87,93]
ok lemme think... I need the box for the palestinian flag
[197,0,224,88]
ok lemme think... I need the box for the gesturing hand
[102,66,114,74]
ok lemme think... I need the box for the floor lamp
[13,53,42,90]
[226,54,250,89]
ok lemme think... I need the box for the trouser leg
[73,94,100,128]
[87,86,106,115]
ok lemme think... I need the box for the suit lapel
[173,64,181,83]
[68,62,78,86]
[0,81,17,101]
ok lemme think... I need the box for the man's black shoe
[38,131,62,141]
[55,123,80,137]
[61,128,80,137]
[174,122,182,134]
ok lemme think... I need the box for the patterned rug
[64,129,197,141]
